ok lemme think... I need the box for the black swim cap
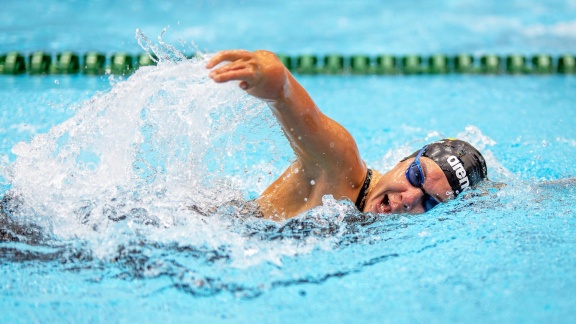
[405,139,488,196]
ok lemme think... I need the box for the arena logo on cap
[447,155,469,193]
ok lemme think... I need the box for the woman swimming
[206,50,487,220]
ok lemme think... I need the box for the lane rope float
[0,51,575,76]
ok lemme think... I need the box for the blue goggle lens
[406,163,424,187]
[423,194,440,212]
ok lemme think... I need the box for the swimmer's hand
[206,50,287,101]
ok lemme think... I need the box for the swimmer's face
[363,157,453,214]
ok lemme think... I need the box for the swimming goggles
[405,145,440,212]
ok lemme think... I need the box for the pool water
[1,1,576,323]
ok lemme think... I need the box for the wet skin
[207,50,452,219]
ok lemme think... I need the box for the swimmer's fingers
[207,51,259,86]
[209,57,252,76]
[209,67,255,86]
[205,50,253,69]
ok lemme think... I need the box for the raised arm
[206,50,364,178]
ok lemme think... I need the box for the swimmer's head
[404,139,488,197]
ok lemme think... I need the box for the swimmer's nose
[401,187,425,213]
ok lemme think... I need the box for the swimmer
[206,50,488,220]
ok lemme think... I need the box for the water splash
[136,27,196,63]
[0,31,393,275]
[0,45,299,262]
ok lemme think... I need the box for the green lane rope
[0,51,575,76]
[0,52,157,76]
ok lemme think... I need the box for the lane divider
[0,52,575,75]
[279,54,576,75]
[0,52,157,76]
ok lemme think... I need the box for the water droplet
[310,180,315,186]
[304,198,308,202]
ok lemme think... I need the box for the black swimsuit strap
[355,169,372,211]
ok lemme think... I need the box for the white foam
[1,42,310,267]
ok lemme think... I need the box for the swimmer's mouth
[378,194,392,213]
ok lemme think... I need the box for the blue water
[1,1,576,323]
[3,0,576,55]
